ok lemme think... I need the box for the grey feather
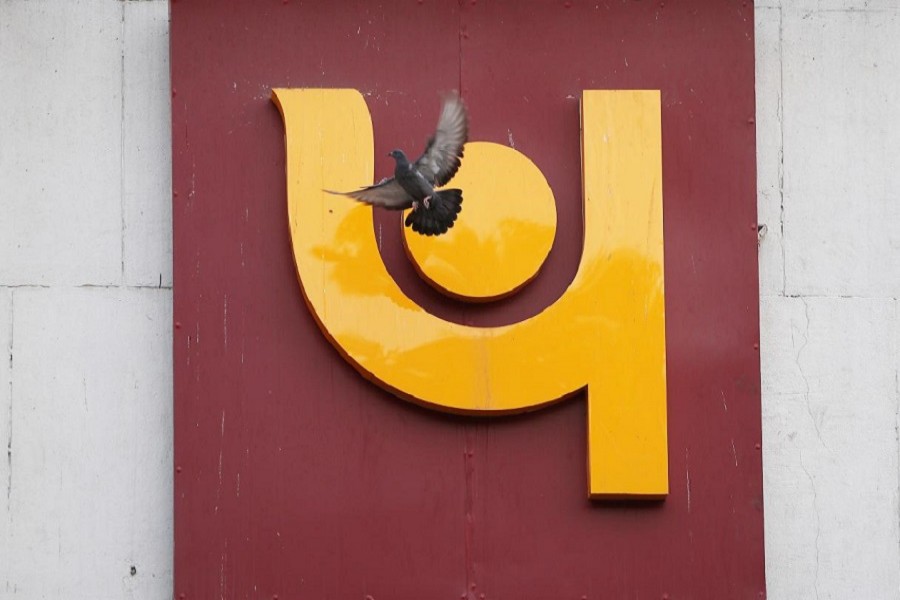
[323,177,414,210]
[414,93,468,187]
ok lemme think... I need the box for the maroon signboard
[172,2,763,598]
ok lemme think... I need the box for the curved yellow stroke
[272,88,667,498]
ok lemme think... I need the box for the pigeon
[326,92,468,236]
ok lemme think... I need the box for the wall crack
[6,291,14,512]
[798,449,821,600]
[796,298,830,453]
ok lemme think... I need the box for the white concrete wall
[1,1,898,598]
[0,1,173,598]
[756,2,900,599]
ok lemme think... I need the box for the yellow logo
[273,89,667,499]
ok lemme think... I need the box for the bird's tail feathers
[405,189,463,236]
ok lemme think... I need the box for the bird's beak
[386,152,392,157]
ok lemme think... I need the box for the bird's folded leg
[423,196,432,209]
[411,201,419,211]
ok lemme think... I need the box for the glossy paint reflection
[273,88,667,498]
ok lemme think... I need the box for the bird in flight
[326,92,468,236]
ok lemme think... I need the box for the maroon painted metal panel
[172,2,764,598]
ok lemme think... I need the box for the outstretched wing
[324,177,414,210]
[414,92,468,187]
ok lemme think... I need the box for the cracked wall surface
[0,1,173,597]
[757,2,900,599]
[1,0,898,598]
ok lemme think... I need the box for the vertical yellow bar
[583,91,668,498]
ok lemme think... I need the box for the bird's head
[388,149,408,164]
